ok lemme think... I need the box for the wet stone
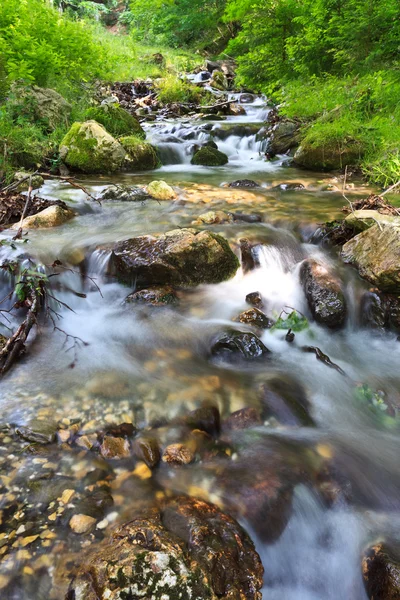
[100,436,131,459]
[162,443,194,465]
[300,259,347,329]
[235,308,275,329]
[362,543,400,599]
[133,437,161,469]
[222,407,263,432]
[69,514,97,535]
[184,406,221,437]
[260,376,314,427]
[125,286,179,306]
[228,179,259,188]
[246,291,264,308]
[211,330,271,362]
[15,419,57,445]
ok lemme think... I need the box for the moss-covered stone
[59,120,126,173]
[84,104,145,138]
[120,136,160,170]
[191,146,229,166]
[294,135,363,170]
[9,83,71,130]
[111,228,239,286]
[147,180,176,200]
[13,171,44,192]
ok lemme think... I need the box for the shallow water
[0,94,399,599]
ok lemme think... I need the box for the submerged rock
[191,146,229,166]
[59,120,126,173]
[342,224,400,293]
[125,286,179,306]
[111,228,239,287]
[222,407,262,432]
[66,497,263,600]
[120,136,160,170]
[16,419,57,444]
[362,543,400,599]
[192,210,233,225]
[146,180,177,200]
[260,376,314,426]
[11,205,75,229]
[300,259,347,328]
[99,184,149,202]
[211,330,271,361]
[162,443,194,465]
[228,179,259,188]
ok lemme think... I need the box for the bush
[156,76,213,105]
[84,105,145,138]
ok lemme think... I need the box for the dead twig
[382,180,400,197]
[39,172,101,205]
[12,174,33,240]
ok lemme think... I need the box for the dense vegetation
[0,0,399,185]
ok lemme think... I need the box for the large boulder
[66,497,263,600]
[300,259,347,328]
[120,136,160,170]
[191,146,228,166]
[9,84,71,130]
[268,120,301,155]
[362,543,400,599]
[110,228,239,286]
[344,210,400,234]
[84,104,145,138]
[342,224,400,293]
[210,70,229,90]
[59,121,126,173]
[294,136,363,170]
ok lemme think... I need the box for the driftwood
[39,172,101,204]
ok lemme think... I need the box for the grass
[276,71,400,187]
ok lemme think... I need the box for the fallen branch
[39,172,101,205]
[302,345,346,376]
[382,180,400,197]
[195,99,238,111]
[12,175,33,240]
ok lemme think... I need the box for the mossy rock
[147,180,176,200]
[294,135,363,170]
[59,120,126,173]
[84,105,145,138]
[191,146,228,166]
[120,136,160,170]
[9,83,71,131]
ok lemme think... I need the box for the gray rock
[300,259,347,328]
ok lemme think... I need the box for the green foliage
[353,383,397,428]
[84,104,145,138]
[155,76,213,105]
[272,310,309,332]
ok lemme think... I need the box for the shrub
[84,105,145,138]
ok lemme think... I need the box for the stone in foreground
[147,180,177,200]
[300,259,347,328]
[59,120,126,173]
[66,497,263,600]
[362,543,400,599]
[342,224,400,293]
[111,228,239,286]
[11,205,75,229]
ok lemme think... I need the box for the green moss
[191,146,229,166]
[84,105,145,138]
[119,135,160,170]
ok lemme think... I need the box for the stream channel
[0,93,399,599]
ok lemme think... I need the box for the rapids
[0,93,399,599]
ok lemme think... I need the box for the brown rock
[100,436,130,459]
[246,291,264,308]
[66,497,263,600]
[222,407,262,432]
[362,543,400,599]
[184,405,221,437]
[235,307,274,329]
[162,443,194,465]
[133,437,161,468]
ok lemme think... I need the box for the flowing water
[0,94,399,599]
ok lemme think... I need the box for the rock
[268,121,301,155]
[66,497,263,600]
[99,184,150,202]
[84,104,145,138]
[344,210,400,233]
[125,286,178,306]
[210,70,229,90]
[184,406,221,437]
[16,419,57,444]
[100,436,131,459]
[206,59,236,77]
[10,83,71,130]
[11,205,75,229]
[211,330,271,361]
[132,437,161,468]
[300,259,347,328]
[191,146,228,166]
[342,225,400,293]
[192,210,233,225]
[162,443,194,465]
[146,180,177,200]
[271,182,305,191]
[201,114,226,121]
[13,171,44,192]
[69,514,97,535]
[235,308,274,329]
[294,137,363,170]
[362,543,400,599]
[228,179,259,188]
[59,121,126,173]
[246,291,264,308]
[360,291,386,330]
[240,238,259,273]
[232,212,262,223]
[260,377,314,426]
[213,124,260,141]
[120,136,160,170]
[110,228,239,287]
[222,407,262,432]
[229,103,246,116]
[239,94,254,103]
